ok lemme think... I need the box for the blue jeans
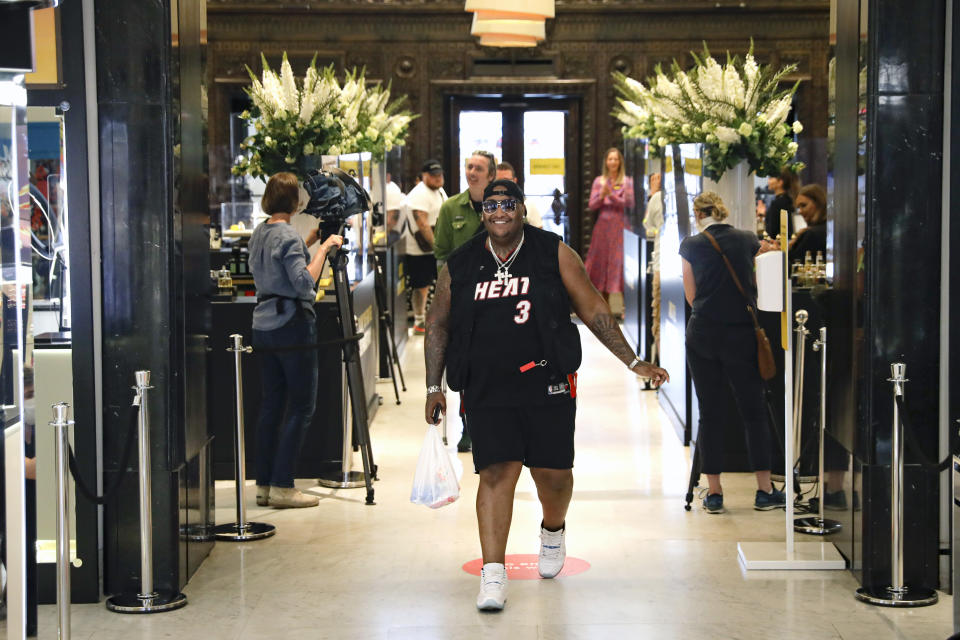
[253,315,318,488]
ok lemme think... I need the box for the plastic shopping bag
[410,424,460,509]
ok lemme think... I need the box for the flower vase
[297,155,322,177]
[702,159,756,233]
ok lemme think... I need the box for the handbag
[700,230,777,380]
[402,214,434,252]
[413,229,433,253]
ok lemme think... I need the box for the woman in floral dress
[584,147,634,303]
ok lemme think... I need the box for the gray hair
[467,149,497,178]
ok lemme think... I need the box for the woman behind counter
[680,192,785,514]
[248,172,343,509]
[759,184,827,263]
[788,184,827,263]
[584,147,634,304]
[756,166,798,240]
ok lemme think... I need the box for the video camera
[301,167,372,226]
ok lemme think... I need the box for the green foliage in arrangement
[233,53,416,180]
[613,43,804,180]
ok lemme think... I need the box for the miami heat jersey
[465,241,568,408]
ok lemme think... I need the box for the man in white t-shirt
[384,172,405,238]
[402,159,448,333]
[495,161,542,228]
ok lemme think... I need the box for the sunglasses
[482,198,519,214]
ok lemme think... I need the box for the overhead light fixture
[470,13,545,40]
[464,0,554,20]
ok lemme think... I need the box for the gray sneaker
[754,488,786,511]
[703,493,724,514]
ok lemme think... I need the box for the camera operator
[248,172,343,509]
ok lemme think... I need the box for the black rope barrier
[895,396,955,473]
[250,333,364,353]
[68,408,139,505]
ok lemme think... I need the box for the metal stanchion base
[855,585,938,607]
[317,470,368,489]
[106,590,188,614]
[794,516,842,535]
[212,521,276,542]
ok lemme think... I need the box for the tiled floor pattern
[36,327,953,639]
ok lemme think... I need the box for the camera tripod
[373,251,405,404]
[315,222,378,505]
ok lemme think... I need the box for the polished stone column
[94,0,211,597]
[858,0,946,590]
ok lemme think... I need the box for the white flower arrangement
[233,53,416,180]
[613,43,805,179]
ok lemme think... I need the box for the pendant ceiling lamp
[465,0,554,20]
[470,13,546,40]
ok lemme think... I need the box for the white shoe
[538,524,566,578]
[476,563,508,611]
[268,487,319,508]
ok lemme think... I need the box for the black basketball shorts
[405,254,437,289]
[466,400,576,473]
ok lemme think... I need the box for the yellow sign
[339,160,360,175]
[684,158,702,176]
[664,156,673,174]
[358,306,373,331]
[25,8,60,87]
[530,158,564,175]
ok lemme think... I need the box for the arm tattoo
[587,312,635,365]
[425,266,452,387]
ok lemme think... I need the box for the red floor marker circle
[462,554,590,580]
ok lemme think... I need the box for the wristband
[628,356,642,370]
[426,385,442,395]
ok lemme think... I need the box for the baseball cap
[421,159,443,175]
[483,179,524,202]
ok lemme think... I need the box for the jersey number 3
[514,300,531,324]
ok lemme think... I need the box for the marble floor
[39,328,953,639]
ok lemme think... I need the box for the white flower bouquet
[233,53,416,180]
[613,43,804,180]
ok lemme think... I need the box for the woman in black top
[757,167,798,241]
[680,192,785,514]
[788,184,827,263]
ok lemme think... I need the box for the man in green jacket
[434,150,496,263]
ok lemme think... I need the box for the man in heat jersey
[424,179,669,611]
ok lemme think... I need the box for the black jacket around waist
[444,224,582,392]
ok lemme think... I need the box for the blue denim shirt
[248,222,316,331]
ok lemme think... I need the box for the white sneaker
[476,563,508,611]
[538,524,566,578]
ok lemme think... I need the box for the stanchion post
[855,362,938,606]
[213,335,277,541]
[795,327,841,535]
[793,311,809,471]
[106,371,188,613]
[51,402,73,639]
